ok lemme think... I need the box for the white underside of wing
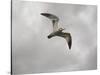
[52,21,59,32]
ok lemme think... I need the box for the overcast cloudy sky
[12,0,97,74]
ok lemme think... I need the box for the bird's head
[59,28,65,31]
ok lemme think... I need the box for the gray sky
[12,1,97,74]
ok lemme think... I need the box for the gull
[41,13,72,49]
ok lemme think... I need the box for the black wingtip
[68,40,71,50]
[40,13,44,15]
[41,13,47,15]
[47,35,52,39]
[68,35,72,50]
[40,13,44,16]
[40,13,51,17]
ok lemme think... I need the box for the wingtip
[40,13,44,15]
[69,47,71,50]
[40,13,47,16]
[40,13,49,17]
[68,44,71,50]
[68,35,72,50]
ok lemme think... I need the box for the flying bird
[41,13,72,49]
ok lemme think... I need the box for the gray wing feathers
[41,13,59,31]
[59,32,72,49]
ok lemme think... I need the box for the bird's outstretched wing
[59,32,72,49]
[64,33,72,49]
[41,13,59,31]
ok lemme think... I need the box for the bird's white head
[59,28,65,31]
